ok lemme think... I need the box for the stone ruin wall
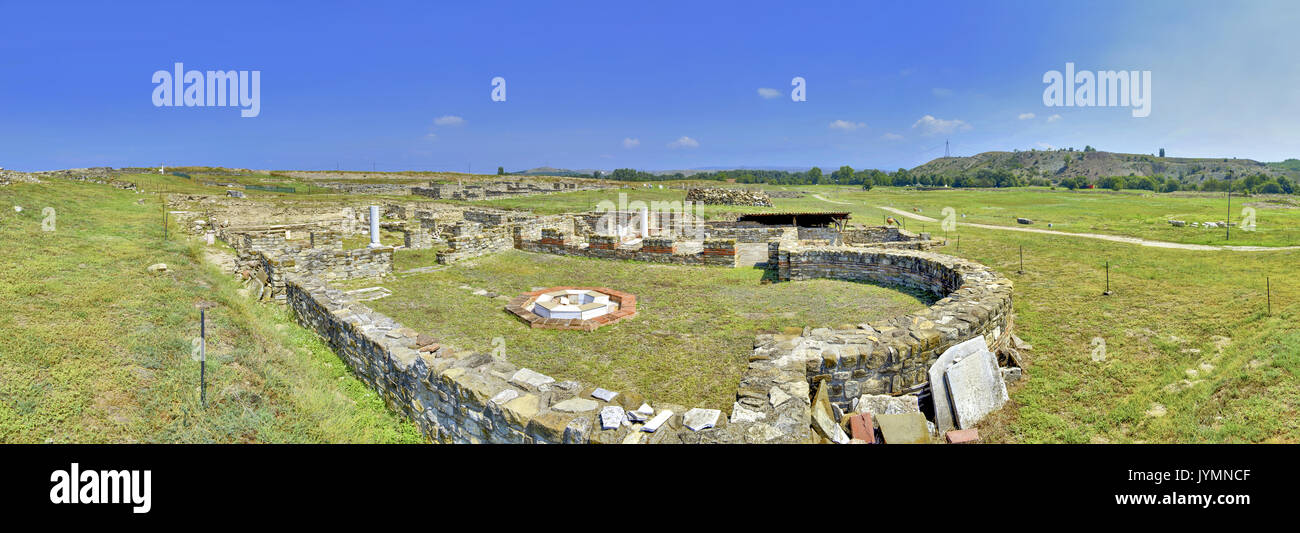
[435,222,515,264]
[276,240,1011,443]
[773,244,1014,411]
[283,275,810,444]
[515,228,739,267]
[179,198,1012,443]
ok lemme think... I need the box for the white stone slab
[551,398,599,413]
[591,388,618,402]
[769,386,792,409]
[928,336,989,433]
[489,389,519,406]
[683,408,721,431]
[641,410,673,432]
[509,368,555,390]
[730,402,766,423]
[599,406,626,430]
[945,347,1009,429]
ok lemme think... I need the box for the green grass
[5,175,1297,443]
[942,221,1298,443]
[335,249,930,408]
[0,180,421,443]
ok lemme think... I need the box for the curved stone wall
[772,244,1014,410]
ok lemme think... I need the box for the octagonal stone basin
[531,289,615,320]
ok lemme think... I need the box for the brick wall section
[773,244,1014,411]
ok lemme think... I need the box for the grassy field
[334,249,930,408]
[477,183,1299,442]
[476,185,1300,247]
[0,180,421,443]
[939,218,1298,443]
[5,174,1296,443]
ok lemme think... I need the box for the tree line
[595,166,1297,195]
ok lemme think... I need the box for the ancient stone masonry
[413,180,610,201]
[254,245,393,302]
[0,169,41,186]
[842,227,945,250]
[702,223,796,243]
[515,229,741,267]
[772,244,1014,411]
[435,222,514,264]
[321,182,414,195]
[685,187,773,207]
[283,276,809,443]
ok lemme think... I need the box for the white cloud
[911,115,972,136]
[1035,142,1056,150]
[757,88,781,99]
[881,133,904,141]
[932,88,953,97]
[433,115,465,126]
[1018,112,1036,120]
[1046,114,1062,123]
[667,136,699,149]
[829,119,866,131]
[622,137,640,149]
[424,132,438,141]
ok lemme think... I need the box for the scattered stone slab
[855,394,921,416]
[642,410,674,433]
[551,397,599,413]
[489,389,519,406]
[1001,367,1023,383]
[730,402,766,423]
[1016,217,1033,225]
[683,408,721,431]
[929,336,990,433]
[811,381,849,444]
[599,406,626,430]
[509,368,555,391]
[147,263,168,273]
[946,347,1009,429]
[591,388,618,402]
[769,386,793,409]
[876,413,930,444]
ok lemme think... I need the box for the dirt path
[811,194,852,205]
[873,206,1300,252]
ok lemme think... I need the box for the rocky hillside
[911,150,1300,186]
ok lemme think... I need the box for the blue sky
[1,0,1297,172]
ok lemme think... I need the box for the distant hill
[911,149,1300,186]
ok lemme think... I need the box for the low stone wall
[255,246,394,301]
[773,244,1014,410]
[436,222,514,264]
[685,187,773,207]
[702,223,795,243]
[515,232,740,267]
[841,226,944,250]
[283,276,809,443]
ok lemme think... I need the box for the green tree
[807,167,823,184]
[831,165,854,184]
[497,166,505,175]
